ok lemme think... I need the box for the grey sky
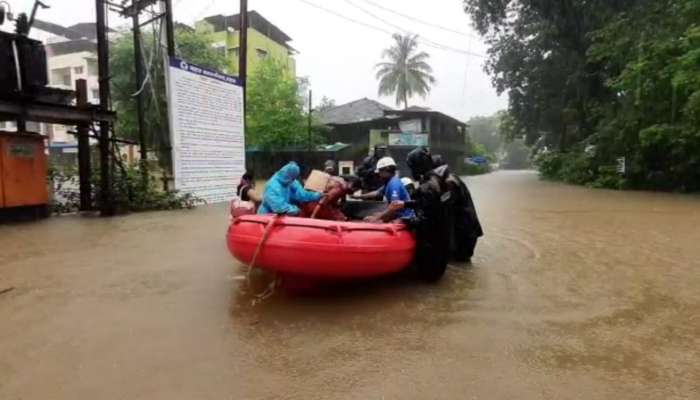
[7,0,506,120]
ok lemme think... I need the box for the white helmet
[375,156,397,172]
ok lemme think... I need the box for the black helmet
[374,144,388,158]
[431,154,446,167]
[406,147,434,181]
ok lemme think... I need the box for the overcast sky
[7,0,506,120]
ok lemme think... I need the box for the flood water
[1,171,699,399]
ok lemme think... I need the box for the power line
[296,0,484,58]
[360,0,480,41]
[343,0,484,58]
[296,0,394,35]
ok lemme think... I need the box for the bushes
[534,150,627,190]
[462,163,491,176]
[50,163,202,215]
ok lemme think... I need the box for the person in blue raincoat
[258,162,322,215]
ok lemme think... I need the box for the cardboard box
[304,169,330,193]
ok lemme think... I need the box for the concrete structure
[0,23,105,144]
[44,38,101,143]
[195,11,296,76]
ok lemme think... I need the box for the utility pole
[239,0,248,113]
[163,0,175,57]
[132,3,148,185]
[308,89,312,151]
[76,79,92,211]
[95,0,113,215]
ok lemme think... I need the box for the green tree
[467,114,502,155]
[316,96,336,113]
[588,0,700,190]
[375,33,436,109]
[246,58,309,148]
[464,0,700,191]
[110,25,227,162]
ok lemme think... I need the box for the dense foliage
[464,0,700,191]
[246,58,316,149]
[375,33,436,109]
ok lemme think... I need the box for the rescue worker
[356,144,388,195]
[364,156,415,223]
[258,162,322,215]
[323,160,337,176]
[406,147,450,281]
[431,154,484,262]
[300,176,352,221]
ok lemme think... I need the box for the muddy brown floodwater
[1,171,699,399]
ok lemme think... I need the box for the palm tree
[375,33,436,109]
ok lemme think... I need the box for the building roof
[384,109,466,127]
[67,23,100,40]
[33,19,85,40]
[318,98,395,125]
[319,98,466,128]
[201,10,292,48]
[404,105,431,112]
[45,39,96,57]
[246,143,351,152]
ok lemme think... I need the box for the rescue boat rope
[246,215,281,305]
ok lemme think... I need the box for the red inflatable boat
[227,214,416,279]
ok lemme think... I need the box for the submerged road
[1,171,699,399]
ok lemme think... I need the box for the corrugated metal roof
[246,143,351,152]
[318,98,394,125]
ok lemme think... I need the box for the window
[87,60,98,76]
[212,41,226,58]
[74,66,84,75]
[256,48,268,59]
[92,89,100,100]
[230,47,240,58]
[0,121,17,131]
[51,67,72,87]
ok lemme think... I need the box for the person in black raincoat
[356,144,388,196]
[406,147,450,281]
[432,155,483,262]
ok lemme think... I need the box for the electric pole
[95,0,113,215]
[132,3,148,185]
[164,0,175,57]
[308,90,312,151]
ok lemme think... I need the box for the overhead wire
[296,0,394,35]
[131,6,160,97]
[359,0,481,41]
[296,0,484,58]
[343,0,484,58]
